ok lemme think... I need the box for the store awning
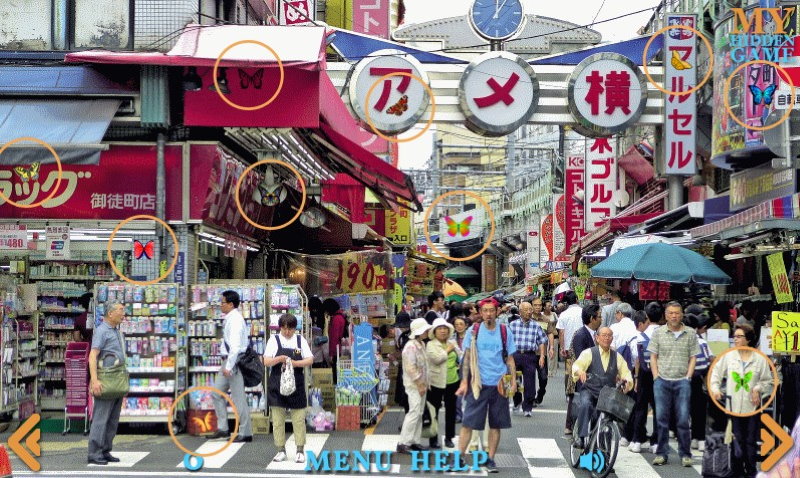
[575,213,663,255]
[529,35,663,66]
[464,291,492,303]
[0,66,137,96]
[691,193,800,240]
[618,144,656,185]
[0,99,120,165]
[625,202,704,236]
[444,265,480,279]
[329,28,466,64]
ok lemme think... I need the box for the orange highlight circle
[234,158,306,231]
[168,386,240,458]
[706,345,779,418]
[0,137,63,209]
[422,190,495,262]
[642,23,713,96]
[723,60,795,132]
[363,71,435,144]
[213,40,285,111]
[106,215,179,286]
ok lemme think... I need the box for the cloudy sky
[396,0,662,169]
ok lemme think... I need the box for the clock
[299,207,327,229]
[469,0,525,42]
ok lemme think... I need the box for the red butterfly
[133,240,155,260]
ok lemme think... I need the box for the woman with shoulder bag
[263,314,313,464]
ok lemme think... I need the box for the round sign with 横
[567,52,648,138]
[348,49,431,136]
[459,51,539,137]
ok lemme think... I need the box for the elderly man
[601,290,622,328]
[510,302,547,416]
[571,327,634,450]
[556,291,583,435]
[88,303,127,465]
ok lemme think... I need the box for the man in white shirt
[610,303,639,353]
[601,290,622,329]
[209,290,252,442]
[556,291,583,435]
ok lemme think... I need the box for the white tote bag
[280,358,296,396]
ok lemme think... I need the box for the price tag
[0,225,27,250]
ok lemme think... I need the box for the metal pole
[156,132,166,277]
[506,130,516,195]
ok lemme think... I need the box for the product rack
[0,276,39,421]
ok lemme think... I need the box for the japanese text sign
[45,226,70,260]
[665,15,698,175]
[385,208,413,245]
[766,252,794,304]
[458,51,540,136]
[0,225,27,250]
[772,311,800,353]
[526,215,540,279]
[564,155,585,255]
[553,194,568,262]
[567,53,648,137]
[730,164,796,211]
[353,0,390,39]
[279,0,316,25]
[334,252,391,295]
[584,137,617,231]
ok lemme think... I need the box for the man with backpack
[456,297,517,473]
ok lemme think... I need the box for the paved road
[2,371,704,478]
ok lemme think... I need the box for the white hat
[429,317,454,340]
[409,318,432,338]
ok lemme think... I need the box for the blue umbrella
[590,242,731,285]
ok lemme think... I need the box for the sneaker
[650,444,659,454]
[524,411,532,418]
[682,457,693,467]
[444,438,455,448]
[484,458,498,473]
[691,439,698,450]
[396,444,411,454]
[273,451,287,462]
[296,452,305,463]
[652,456,667,466]
[619,438,630,447]
[698,440,705,452]
[629,442,641,453]
[564,428,573,435]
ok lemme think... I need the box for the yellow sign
[385,208,413,246]
[766,253,793,304]
[772,311,800,353]
[336,252,390,294]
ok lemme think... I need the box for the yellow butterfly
[13,162,40,182]
[671,50,692,71]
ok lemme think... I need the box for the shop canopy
[444,265,480,279]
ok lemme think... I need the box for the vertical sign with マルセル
[772,311,800,353]
[766,252,794,304]
[664,14,697,175]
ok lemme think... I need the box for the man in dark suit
[573,304,602,359]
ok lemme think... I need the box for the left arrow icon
[8,413,41,471]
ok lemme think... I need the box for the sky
[396,0,662,170]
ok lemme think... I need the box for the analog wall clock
[469,0,525,42]
[299,207,327,229]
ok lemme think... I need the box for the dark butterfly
[238,69,264,89]
[133,240,155,260]
[386,95,409,116]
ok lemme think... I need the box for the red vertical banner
[553,194,568,262]
[564,155,585,255]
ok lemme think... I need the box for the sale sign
[0,225,27,250]
[664,14,697,175]
[766,252,793,304]
[772,311,800,353]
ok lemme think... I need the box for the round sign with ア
[458,51,540,137]
[348,49,431,136]
[567,52,648,138]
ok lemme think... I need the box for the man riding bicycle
[571,327,633,449]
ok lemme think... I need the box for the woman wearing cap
[397,318,432,454]
[427,318,459,449]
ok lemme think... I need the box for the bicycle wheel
[589,418,620,478]
[569,429,582,469]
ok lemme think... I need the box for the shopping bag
[421,401,438,439]
[280,359,297,396]
[237,346,265,387]
[701,431,733,477]
[96,361,130,400]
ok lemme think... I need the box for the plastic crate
[596,386,634,423]
[336,406,360,431]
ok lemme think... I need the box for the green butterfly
[732,371,753,392]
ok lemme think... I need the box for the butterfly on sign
[13,162,40,182]
[133,240,155,260]
[444,215,473,237]
[238,69,264,90]
[749,84,777,106]
[257,182,286,207]
[386,95,409,116]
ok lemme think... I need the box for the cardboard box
[252,413,270,435]
[336,405,360,431]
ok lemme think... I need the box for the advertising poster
[45,226,70,260]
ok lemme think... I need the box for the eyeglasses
[733,334,746,338]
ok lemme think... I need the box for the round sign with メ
[567,52,648,138]
[458,51,539,137]
[348,49,431,136]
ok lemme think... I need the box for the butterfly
[444,216,472,237]
[13,162,40,182]
[732,370,753,392]
[133,240,155,260]
[238,69,264,89]
[749,84,777,106]
[670,50,692,71]
[257,182,285,206]
[386,95,409,116]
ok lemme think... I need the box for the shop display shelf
[44,325,75,331]
[127,367,175,373]
[128,387,175,394]
[41,378,65,382]
[32,275,114,281]
[40,397,66,410]
[18,352,38,359]
[40,307,86,314]
[14,373,38,380]
[43,341,69,346]
[189,366,219,372]
[119,413,169,422]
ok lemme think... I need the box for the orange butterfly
[386,95,409,116]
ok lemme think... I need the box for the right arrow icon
[761,413,794,472]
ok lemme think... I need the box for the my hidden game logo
[728,7,797,63]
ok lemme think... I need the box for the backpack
[702,432,733,477]
[472,322,508,361]
[636,332,652,373]
[225,339,265,388]
[616,336,637,372]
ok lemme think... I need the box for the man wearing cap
[397,318,432,454]
[456,298,517,473]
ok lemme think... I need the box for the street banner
[352,0,390,38]
[585,137,617,231]
[553,194,568,262]
[540,213,553,266]
[772,311,800,353]
[45,226,70,260]
[766,252,794,304]
[526,214,541,279]
[664,14,698,175]
[0,225,26,250]
[564,155,585,255]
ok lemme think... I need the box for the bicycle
[569,376,634,478]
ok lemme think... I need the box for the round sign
[567,53,648,138]
[348,49,430,136]
[458,51,539,137]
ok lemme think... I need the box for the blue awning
[0,66,136,96]
[529,35,663,66]
[329,28,466,64]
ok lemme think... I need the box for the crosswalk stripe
[266,433,329,471]
[88,452,150,468]
[177,442,245,469]
[360,435,401,473]
[614,446,661,478]
[518,438,576,478]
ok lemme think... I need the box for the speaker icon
[578,450,606,472]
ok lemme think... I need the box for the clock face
[469,0,525,41]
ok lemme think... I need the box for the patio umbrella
[590,242,731,285]
[444,265,480,279]
[443,278,468,297]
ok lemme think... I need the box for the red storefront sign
[565,155,585,255]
